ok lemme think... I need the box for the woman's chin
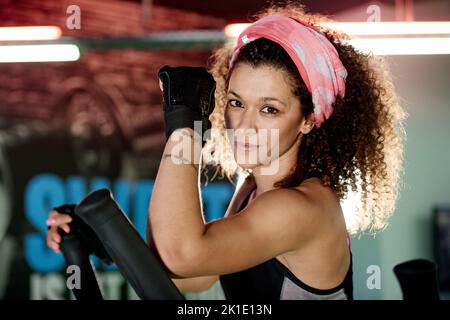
[234,157,279,173]
[234,161,259,170]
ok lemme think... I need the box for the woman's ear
[300,114,315,135]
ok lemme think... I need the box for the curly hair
[201,3,407,235]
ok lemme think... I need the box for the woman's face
[225,62,307,170]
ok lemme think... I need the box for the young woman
[47,4,406,300]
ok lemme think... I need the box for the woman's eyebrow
[228,90,287,106]
[228,90,241,98]
[261,97,287,106]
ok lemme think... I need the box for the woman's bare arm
[146,207,218,292]
[172,275,218,293]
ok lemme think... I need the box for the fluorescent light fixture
[321,21,450,36]
[348,37,450,55]
[0,26,62,41]
[224,23,250,39]
[0,44,80,63]
[224,22,450,55]
[225,21,450,38]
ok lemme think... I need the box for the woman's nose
[237,108,257,131]
[234,109,259,143]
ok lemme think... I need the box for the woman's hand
[157,65,216,145]
[46,210,73,253]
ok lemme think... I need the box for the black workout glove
[54,204,113,264]
[157,65,216,145]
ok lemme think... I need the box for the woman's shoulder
[289,176,343,229]
[295,175,339,206]
[284,177,348,259]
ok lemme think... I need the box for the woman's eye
[261,106,279,114]
[227,99,242,108]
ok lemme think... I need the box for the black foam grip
[394,259,440,300]
[59,230,103,300]
[74,189,184,300]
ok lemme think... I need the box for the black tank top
[219,173,354,300]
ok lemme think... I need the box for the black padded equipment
[59,228,104,300]
[74,188,184,300]
[394,259,440,300]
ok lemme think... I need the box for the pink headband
[228,15,347,128]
